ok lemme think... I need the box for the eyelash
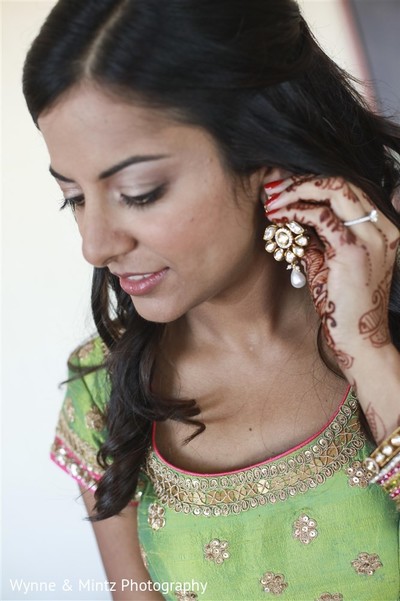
[59,184,166,212]
[59,194,84,211]
[122,184,166,208]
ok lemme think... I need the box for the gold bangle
[363,426,400,479]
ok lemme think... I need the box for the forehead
[37,82,221,179]
[38,82,177,142]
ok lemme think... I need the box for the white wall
[1,2,367,600]
[2,2,104,600]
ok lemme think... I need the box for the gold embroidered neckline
[152,386,353,477]
[145,390,366,516]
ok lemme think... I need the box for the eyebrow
[49,154,170,183]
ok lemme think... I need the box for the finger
[266,177,363,215]
[345,183,400,247]
[301,240,325,280]
[267,202,393,290]
[267,201,357,258]
[264,174,316,198]
[266,177,398,245]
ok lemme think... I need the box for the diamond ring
[343,209,378,227]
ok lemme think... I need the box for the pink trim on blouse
[152,385,352,477]
[50,436,102,483]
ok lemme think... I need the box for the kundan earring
[262,193,309,289]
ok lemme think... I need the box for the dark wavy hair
[23,0,400,520]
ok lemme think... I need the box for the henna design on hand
[274,176,396,378]
[359,268,392,348]
[335,350,355,371]
[365,403,388,443]
[360,244,373,285]
[314,177,359,204]
[319,206,355,246]
[304,246,355,371]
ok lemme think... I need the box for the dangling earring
[261,195,309,288]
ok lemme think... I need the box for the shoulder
[68,335,109,369]
[64,334,110,418]
[51,335,111,485]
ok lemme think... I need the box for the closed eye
[121,184,167,208]
[58,184,166,212]
[59,194,84,211]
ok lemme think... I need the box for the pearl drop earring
[263,221,309,288]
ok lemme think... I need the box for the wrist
[343,343,400,386]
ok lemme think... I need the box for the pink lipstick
[118,268,169,296]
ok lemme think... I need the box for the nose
[78,197,136,267]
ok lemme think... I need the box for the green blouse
[51,337,400,601]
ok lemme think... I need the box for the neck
[167,253,319,354]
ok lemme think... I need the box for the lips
[116,268,169,296]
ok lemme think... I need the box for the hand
[264,175,400,382]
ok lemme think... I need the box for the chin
[130,297,186,324]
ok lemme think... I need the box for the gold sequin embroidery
[346,461,368,488]
[85,406,105,431]
[174,592,198,601]
[139,545,148,569]
[351,552,383,575]
[51,438,98,487]
[145,392,365,516]
[260,572,288,595]
[134,478,145,504]
[316,594,343,601]
[54,412,102,470]
[293,514,318,544]
[204,539,230,565]
[76,340,96,360]
[64,397,75,423]
[148,503,166,530]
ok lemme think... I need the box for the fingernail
[265,207,280,216]
[264,191,289,212]
[264,192,281,206]
[264,179,285,190]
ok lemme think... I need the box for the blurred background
[2,1,399,600]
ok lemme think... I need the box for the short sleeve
[50,336,110,490]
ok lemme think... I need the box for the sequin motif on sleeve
[315,594,343,601]
[85,406,105,431]
[77,340,96,359]
[64,397,75,423]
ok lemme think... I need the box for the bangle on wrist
[363,426,400,508]
[363,426,400,479]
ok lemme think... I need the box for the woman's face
[39,84,269,323]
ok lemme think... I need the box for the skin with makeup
[24,1,400,599]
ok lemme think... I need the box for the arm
[345,344,400,442]
[80,486,164,601]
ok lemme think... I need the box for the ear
[256,167,293,206]
[261,167,293,187]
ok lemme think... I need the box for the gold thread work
[145,393,365,517]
